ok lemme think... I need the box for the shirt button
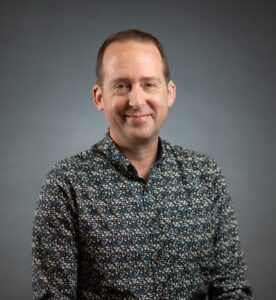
[130,201,137,208]
[149,219,156,227]
[154,257,161,264]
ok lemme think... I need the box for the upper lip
[125,113,151,117]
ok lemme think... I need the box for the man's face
[93,40,176,147]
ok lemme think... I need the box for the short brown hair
[96,29,171,85]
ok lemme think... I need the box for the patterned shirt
[32,133,253,299]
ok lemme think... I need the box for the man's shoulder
[162,139,221,174]
[45,142,102,180]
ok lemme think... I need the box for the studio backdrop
[1,1,275,299]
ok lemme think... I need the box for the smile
[125,114,152,124]
[125,114,151,118]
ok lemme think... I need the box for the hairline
[99,39,167,86]
[96,31,171,86]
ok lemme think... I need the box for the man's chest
[75,167,217,264]
[70,163,217,297]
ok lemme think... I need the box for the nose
[128,85,145,108]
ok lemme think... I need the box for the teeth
[127,115,149,117]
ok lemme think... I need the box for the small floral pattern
[32,133,253,299]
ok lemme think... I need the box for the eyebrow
[140,77,162,83]
[110,78,129,86]
[110,77,162,87]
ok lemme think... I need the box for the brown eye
[113,82,130,95]
[114,83,129,89]
[144,82,154,88]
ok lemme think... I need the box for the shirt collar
[94,132,165,177]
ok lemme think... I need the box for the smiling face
[93,40,176,148]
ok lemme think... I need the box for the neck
[110,133,159,181]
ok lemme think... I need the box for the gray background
[1,0,275,299]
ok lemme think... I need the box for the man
[32,29,253,299]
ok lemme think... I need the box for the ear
[167,80,176,107]
[92,84,104,111]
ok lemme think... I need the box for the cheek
[103,97,128,119]
[112,96,130,113]
[151,94,170,111]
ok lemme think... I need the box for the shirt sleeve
[208,165,253,299]
[32,167,79,299]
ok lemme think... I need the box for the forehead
[102,40,164,79]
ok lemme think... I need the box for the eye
[112,82,130,95]
[114,82,130,89]
[143,82,156,89]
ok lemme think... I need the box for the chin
[126,130,157,143]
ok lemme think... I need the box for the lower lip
[126,115,151,122]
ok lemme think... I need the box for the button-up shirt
[32,133,253,299]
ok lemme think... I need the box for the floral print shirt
[32,133,253,299]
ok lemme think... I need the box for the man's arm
[208,167,253,299]
[32,168,79,299]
